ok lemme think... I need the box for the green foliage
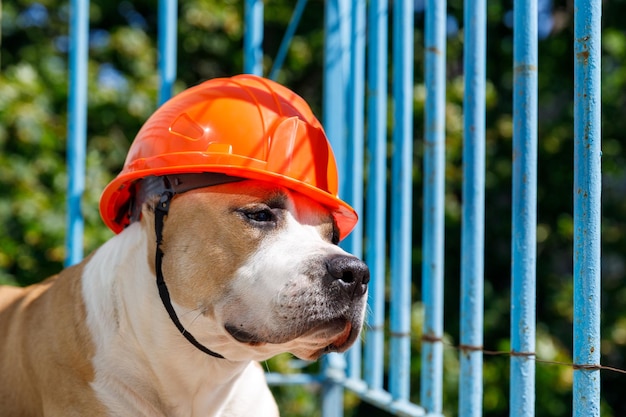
[2,0,626,416]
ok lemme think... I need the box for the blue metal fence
[65,1,603,416]
[573,1,602,416]
[421,0,446,413]
[64,0,89,266]
[460,0,486,415]
[510,1,538,416]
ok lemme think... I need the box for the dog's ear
[138,195,159,237]
[144,194,161,214]
[140,196,159,271]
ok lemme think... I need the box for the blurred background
[1,0,626,415]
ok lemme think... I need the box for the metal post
[459,0,486,415]
[510,1,538,416]
[389,0,414,404]
[323,0,349,170]
[269,0,308,80]
[364,0,389,392]
[573,1,602,416]
[243,0,263,75]
[322,0,350,414]
[65,0,89,267]
[420,0,445,413]
[321,352,346,417]
[157,0,178,105]
[344,0,366,382]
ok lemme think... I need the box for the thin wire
[422,335,626,376]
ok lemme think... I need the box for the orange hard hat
[99,74,357,240]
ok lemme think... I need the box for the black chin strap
[151,177,234,359]
[154,192,225,359]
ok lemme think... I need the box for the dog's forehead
[180,179,337,235]
[208,180,333,216]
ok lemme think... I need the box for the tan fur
[151,183,328,311]
[0,259,107,416]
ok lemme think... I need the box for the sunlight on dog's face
[155,180,369,361]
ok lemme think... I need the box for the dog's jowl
[0,74,369,417]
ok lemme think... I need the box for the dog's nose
[326,255,370,297]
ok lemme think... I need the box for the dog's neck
[81,222,251,417]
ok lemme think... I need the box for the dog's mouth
[224,325,268,346]
[224,317,359,356]
[329,320,352,347]
[310,318,359,359]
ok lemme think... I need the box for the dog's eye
[239,206,277,225]
[246,209,274,222]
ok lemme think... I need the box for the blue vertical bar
[364,0,388,392]
[345,0,366,382]
[573,1,602,416]
[389,0,414,403]
[459,0,486,415]
[323,0,349,170]
[321,352,346,417]
[65,0,89,267]
[420,0,445,412]
[269,0,308,80]
[244,0,263,75]
[322,1,349,415]
[158,0,178,105]
[510,1,537,416]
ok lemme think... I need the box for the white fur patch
[81,223,277,416]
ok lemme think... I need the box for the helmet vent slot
[170,112,205,141]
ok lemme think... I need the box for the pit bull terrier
[0,178,369,416]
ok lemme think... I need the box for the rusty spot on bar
[514,64,538,73]
[576,50,590,64]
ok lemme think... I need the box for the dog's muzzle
[224,253,369,358]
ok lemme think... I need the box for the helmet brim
[100,163,358,241]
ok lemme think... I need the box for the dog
[0,178,369,416]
